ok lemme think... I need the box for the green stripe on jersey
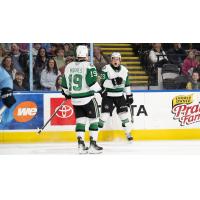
[71,91,94,98]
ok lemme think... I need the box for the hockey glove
[1,88,16,108]
[61,89,71,99]
[111,77,123,86]
[126,94,134,106]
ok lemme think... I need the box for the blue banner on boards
[0,93,43,130]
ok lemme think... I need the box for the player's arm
[86,65,102,92]
[124,75,133,106]
[61,75,71,99]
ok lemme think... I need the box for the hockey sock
[76,123,86,140]
[89,122,99,141]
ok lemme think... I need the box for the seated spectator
[0,46,6,63]
[55,75,63,91]
[13,72,28,91]
[54,48,66,70]
[186,71,200,90]
[41,43,51,53]
[149,43,168,67]
[33,47,48,89]
[64,43,75,57]
[167,43,187,67]
[32,43,41,57]
[93,46,109,73]
[182,50,199,77]
[48,43,57,57]
[9,43,29,86]
[1,56,17,79]
[59,56,74,75]
[40,58,61,91]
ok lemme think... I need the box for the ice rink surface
[1,140,200,155]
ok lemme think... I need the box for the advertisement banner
[0,93,43,130]
[50,98,76,126]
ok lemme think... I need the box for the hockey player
[0,65,16,111]
[98,52,134,141]
[61,45,103,154]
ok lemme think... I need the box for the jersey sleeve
[124,75,131,95]
[86,64,101,92]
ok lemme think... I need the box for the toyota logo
[55,105,73,119]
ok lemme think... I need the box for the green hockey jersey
[62,61,101,105]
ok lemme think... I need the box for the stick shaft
[0,105,7,116]
[38,99,67,133]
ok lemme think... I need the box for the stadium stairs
[94,43,148,87]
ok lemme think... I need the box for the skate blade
[88,148,103,154]
[78,149,88,154]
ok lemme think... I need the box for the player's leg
[73,105,88,154]
[114,96,133,141]
[98,96,114,129]
[86,98,103,153]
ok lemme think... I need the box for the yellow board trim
[0,129,200,143]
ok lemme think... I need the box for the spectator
[186,71,200,90]
[32,43,41,57]
[0,46,6,63]
[55,75,63,91]
[9,43,29,86]
[48,43,57,57]
[59,56,74,75]
[33,47,48,89]
[40,58,61,91]
[182,50,199,77]
[1,56,17,79]
[167,43,187,67]
[93,46,109,73]
[13,72,28,91]
[54,48,66,70]
[149,43,168,67]
[64,43,75,57]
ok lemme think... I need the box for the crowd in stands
[0,43,199,91]
[0,43,29,91]
[138,43,200,89]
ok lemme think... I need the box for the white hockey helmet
[76,45,88,58]
[111,52,121,60]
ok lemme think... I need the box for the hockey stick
[37,99,67,134]
[0,105,7,116]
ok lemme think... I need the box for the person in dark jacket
[167,43,187,67]
[33,47,48,89]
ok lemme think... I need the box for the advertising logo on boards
[171,94,200,126]
[13,101,38,123]
[50,98,76,125]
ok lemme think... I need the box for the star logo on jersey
[104,105,109,109]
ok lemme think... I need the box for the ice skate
[88,137,103,154]
[78,137,88,154]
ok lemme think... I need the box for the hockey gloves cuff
[1,88,16,108]
[126,94,134,106]
[61,89,71,99]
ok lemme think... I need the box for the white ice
[1,140,200,155]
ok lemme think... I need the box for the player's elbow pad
[89,82,102,92]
